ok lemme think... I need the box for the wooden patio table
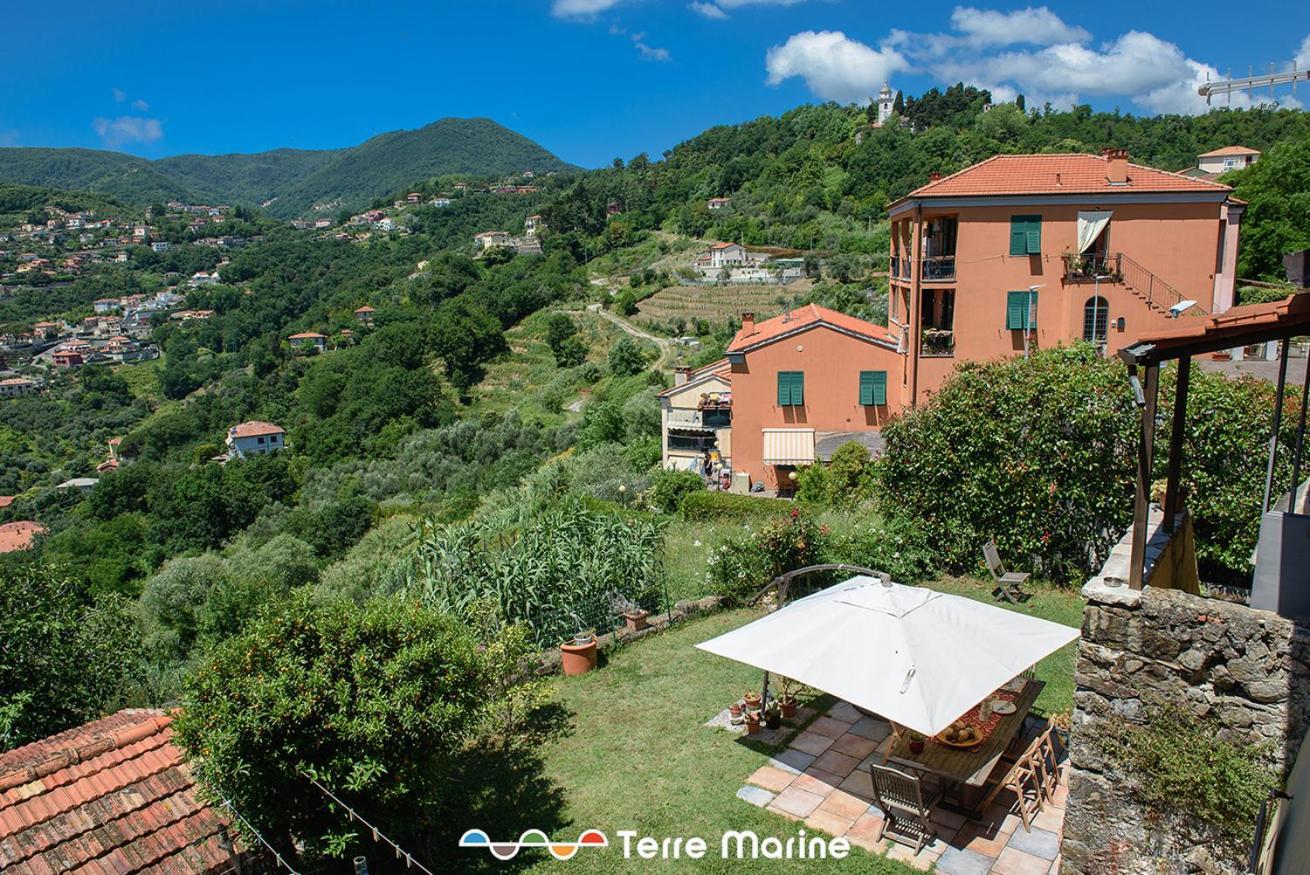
[885,679,1044,810]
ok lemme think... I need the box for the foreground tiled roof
[726,304,894,353]
[228,420,284,439]
[0,709,253,873]
[1134,294,1310,348]
[892,153,1232,202]
[0,521,46,554]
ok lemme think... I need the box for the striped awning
[762,429,815,465]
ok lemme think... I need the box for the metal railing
[1066,252,1206,316]
[890,256,912,280]
[1116,252,1206,315]
[920,256,956,281]
[1062,253,1120,282]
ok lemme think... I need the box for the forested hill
[0,118,577,217]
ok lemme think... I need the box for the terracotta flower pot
[560,639,598,676]
[745,713,761,735]
[909,739,925,754]
[779,698,797,719]
[623,609,650,633]
[729,704,743,725]
[743,693,762,710]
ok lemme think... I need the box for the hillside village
[2,50,1310,875]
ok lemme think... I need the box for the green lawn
[515,578,1082,872]
[527,608,916,873]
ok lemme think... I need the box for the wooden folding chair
[981,735,1045,831]
[983,539,1030,603]
[869,763,942,855]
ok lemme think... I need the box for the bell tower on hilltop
[874,82,898,127]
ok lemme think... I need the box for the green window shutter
[1025,215,1042,254]
[859,371,887,406]
[778,372,804,406]
[1006,291,1038,330]
[1009,216,1028,256]
[1010,215,1041,255]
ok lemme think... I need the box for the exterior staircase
[1113,253,1207,317]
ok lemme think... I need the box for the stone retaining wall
[1062,582,1310,873]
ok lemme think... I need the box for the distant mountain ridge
[0,118,576,218]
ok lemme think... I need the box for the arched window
[1083,296,1108,344]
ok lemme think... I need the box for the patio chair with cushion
[983,539,1030,603]
[868,763,941,855]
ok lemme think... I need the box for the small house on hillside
[288,332,327,353]
[474,230,512,251]
[708,197,732,210]
[1197,145,1260,175]
[0,520,47,553]
[226,420,286,460]
[354,305,376,325]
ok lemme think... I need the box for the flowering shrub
[827,513,936,584]
[708,508,829,604]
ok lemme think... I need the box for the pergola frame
[1118,295,1310,589]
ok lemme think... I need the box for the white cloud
[766,31,908,103]
[112,87,126,102]
[689,1,728,18]
[551,0,623,19]
[635,41,670,61]
[1296,33,1310,68]
[92,116,163,147]
[131,98,149,111]
[692,0,806,17]
[949,6,1089,48]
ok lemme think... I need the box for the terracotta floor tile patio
[735,699,1070,873]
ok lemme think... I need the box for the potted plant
[744,709,761,735]
[743,690,762,710]
[777,677,800,719]
[728,703,743,725]
[909,732,926,754]
[763,701,782,731]
[610,592,650,633]
[560,624,598,676]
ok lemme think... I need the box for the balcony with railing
[920,327,955,357]
[920,256,956,282]
[667,405,731,430]
[1062,252,1121,282]
[889,256,911,281]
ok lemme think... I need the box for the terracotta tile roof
[726,304,894,353]
[1126,293,1310,361]
[892,153,1232,203]
[353,305,375,313]
[710,242,741,250]
[228,420,284,439]
[1198,145,1260,157]
[658,359,731,397]
[0,521,46,553]
[0,709,253,874]
[0,496,13,509]
[287,332,325,340]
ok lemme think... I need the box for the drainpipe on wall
[909,202,923,406]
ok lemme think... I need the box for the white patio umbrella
[696,575,1079,737]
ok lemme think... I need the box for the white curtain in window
[1076,211,1113,253]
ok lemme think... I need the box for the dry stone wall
[1063,583,1310,873]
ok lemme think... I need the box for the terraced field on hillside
[634,279,814,328]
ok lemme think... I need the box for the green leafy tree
[173,595,503,865]
[607,335,647,376]
[0,563,143,747]
[1231,137,1310,278]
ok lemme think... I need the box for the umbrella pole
[761,671,771,709]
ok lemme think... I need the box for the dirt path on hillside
[586,304,673,370]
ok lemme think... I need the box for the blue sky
[2,1,1307,168]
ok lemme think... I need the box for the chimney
[741,312,755,335]
[674,366,691,386]
[928,171,943,182]
[1103,148,1129,184]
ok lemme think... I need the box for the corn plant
[391,499,665,647]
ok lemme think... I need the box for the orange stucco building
[887,149,1243,404]
[674,150,1245,494]
[724,305,905,492]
